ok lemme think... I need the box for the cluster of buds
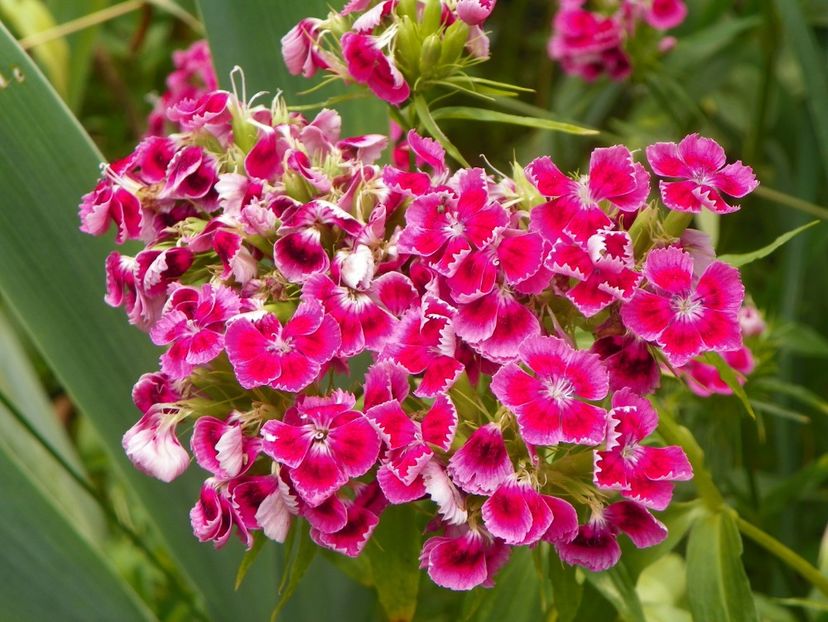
[282,0,496,106]
[549,0,687,81]
[79,65,759,588]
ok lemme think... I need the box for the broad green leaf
[0,22,281,621]
[365,505,421,622]
[0,441,153,621]
[584,562,646,622]
[686,512,759,622]
[198,0,385,135]
[272,523,317,621]
[719,220,819,267]
[702,352,757,419]
[429,106,597,135]
[548,548,583,622]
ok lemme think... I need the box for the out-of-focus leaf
[461,548,542,622]
[774,323,828,359]
[0,0,68,95]
[0,442,153,622]
[636,554,686,608]
[719,220,819,267]
[429,106,598,135]
[272,523,317,621]
[548,548,582,622]
[702,353,756,419]
[754,378,828,416]
[365,505,421,622]
[760,455,828,519]
[197,0,385,135]
[686,511,759,622]
[0,23,282,621]
[235,532,266,590]
[667,16,761,72]
[584,562,646,622]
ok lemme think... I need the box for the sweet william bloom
[491,336,609,445]
[526,147,650,243]
[646,134,758,214]
[282,18,328,78]
[481,478,555,545]
[150,284,241,379]
[592,333,661,395]
[79,182,143,244]
[190,479,248,549]
[310,482,386,557]
[679,345,755,398]
[123,404,189,482]
[621,246,744,366]
[555,500,667,571]
[261,391,381,506]
[191,414,260,480]
[160,145,218,200]
[363,360,411,409]
[642,0,688,30]
[456,0,496,25]
[341,32,410,106]
[447,423,513,495]
[224,300,341,391]
[132,371,181,414]
[594,389,692,510]
[230,472,299,543]
[420,527,510,590]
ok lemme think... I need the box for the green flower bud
[419,33,442,77]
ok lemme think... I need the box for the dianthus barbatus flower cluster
[549,0,688,81]
[79,76,759,589]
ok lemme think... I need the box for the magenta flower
[547,6,630,81]
[79,182,143,244]
[122,404,189,482]
[225,301,341,391]
[447,423,513,495]
[281,18,328,78]
[191,414,260,481]
[646,134,758,214]
[679,345,755,397]
[420,527,510,591]
[555,501,667,571]
[341,32,410,106]
[150,284,241,379]
[481,479,555,546]
[591,334,661,396]
[230,472,299,543]
[309,482,386,557]
[160,145,218,200]
[363,360,411,410]
[190,479,248,549]
[621,246,744,366]
[261,391,381,506]
[456,0,496,25]
[594,389,692,510]
[642,0,688,29]
[527,147,650,243]
[491,336,609,446]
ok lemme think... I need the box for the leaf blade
[430,106,598,135]
[718,220,820,267]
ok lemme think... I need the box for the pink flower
[160,145,218,200]
[594,389,692,510]
[456,0,496,25]
[621,246,744,366]
[679,345,755,397]
[132,371,181,414]
[646,134,758,214]
[548,7,631,81]
[150,284,241,379]
[447,423,513,495]
[555,501,667,571]
[310,482,386,557]
[420,527,510,590]
[482,478,555,545]
[642,0,687,30]
[282,18,328,78]
[260,391,381,506]
[591,334,661,395]
[122,404,189,482]
[79,182,143,244]
[191,414,261,480]
[527,147,650,243]
[363,360,411,409]
[491,336,609,445]
[230,472,299,543]
[225,301,341,391]
[341,32,410,106]
[190,479,248,549]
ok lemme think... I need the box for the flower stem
[736,515,828,597]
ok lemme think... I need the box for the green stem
[736,515,828,597]
[755,186,828,220]
[662,210,693,238]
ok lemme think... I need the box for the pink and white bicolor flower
[229,470,299,543]
[420,526,511,591]
[491,336,610,445]
[447,423,513,495]
[456,0,496,25]
[191,413,261,481]
[260,391,381,507]
[190,479,248,549]
[646,134,758,214]
[310,482,387,557]
[594,389,692,510]
[555,501,668,572]
[621,246,744,366]
[224,300,341,392]
[122,404,190,483]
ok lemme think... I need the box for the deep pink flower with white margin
[640,0,688,30]
[491,335,609,445]
[363,360,411,409]
[555,501,667,571]
[592,334,661,396]
[160,145,218,201]
[225,300,341,391]
[481,478,557,546]
[646,134,758,214]
[79,181,143,244]
[547,230,641,317]
[150,284,241,379]
[621,246,745,366]
[191,413,261,480]
[454,288,541,363]
[594,389,692,510]
[281,18,328,78]
[456,0,496,25]
[122,404,189,482]
[526,147,650,243]
[310,482,386,557]
[132,371,181,414]
[679,345,755,398]
[341,32,410,106]
[398,169,509,277]
[260,391,381,506]
[190,479,248,549]
[229,471,299,543]
[420,526,510,590]
[447,423,513,495]
[384,295,465,397]
[366,394,457,492]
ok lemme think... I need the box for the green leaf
[235,532,266,590]
[414,94,470,167]
[774,322,828,358]
[429,106,598,135]
[718,220,819,267]
[686,512,759,622]
[198,0,385,135]
[461,548,543,622]
[548,548,583,622]
[701,353,757,419]
[0,22,280,621]
[584,562,646,622]
[272,523,317,621]
[0,441,153,621]
[365,505,421,622]
[667,16,761,72]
